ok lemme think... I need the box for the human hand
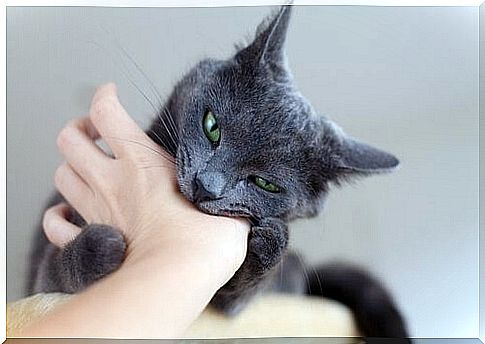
[46,83,249,288]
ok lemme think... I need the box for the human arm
[20,83,249,338]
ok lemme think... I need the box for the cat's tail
[272,252,409,339]
[304,260,409,339]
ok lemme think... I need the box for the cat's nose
[194,172,226,202]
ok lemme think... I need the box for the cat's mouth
[175,168,252,219]
[195,200,252,219]
[175,147,253,219]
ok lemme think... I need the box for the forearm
[20,247,228,338]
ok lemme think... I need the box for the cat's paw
[62,224,126,291]
[248,219,289,273]
[210,219,288,314]
[78,225,126,275]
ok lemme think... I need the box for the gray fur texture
[28,6,408,338]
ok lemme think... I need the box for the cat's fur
[28,6,408,338]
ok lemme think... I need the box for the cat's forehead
[206,62,316,139]
[181,59,339,164]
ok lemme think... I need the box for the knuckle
[42,207,52,229]
[90,173,112,200]
[42,206,59,235]
[66,118,79,128]
[56,123,77,149]
[54,165,65,188]
[56,127,70,149]
[90,95,117,124]
[103,180,119,200]
[91,164,111,189]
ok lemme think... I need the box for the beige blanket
[7,292,359,339]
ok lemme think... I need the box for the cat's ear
[337,137,400,174]
[235,5,292,82]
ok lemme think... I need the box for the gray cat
[28,6,409,339]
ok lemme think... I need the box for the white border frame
[3,1,483,343]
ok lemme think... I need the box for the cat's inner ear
[337,137,400,173]
[235,5,292,81]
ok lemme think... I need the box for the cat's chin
[195,201,252,219]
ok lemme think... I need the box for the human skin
[20,83,249,338]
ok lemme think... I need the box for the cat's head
[152,6,399,222]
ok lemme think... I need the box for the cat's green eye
[203,110,220,144]
[253,176,281,193]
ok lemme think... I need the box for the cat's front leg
[34,224,126,294]
[210,218,288,315]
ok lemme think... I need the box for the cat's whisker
[293,251,313,295]
[148,128,176,157]
[153,106,180,151]
[87,31,180,154]
[85,39,161,118]
[103,136,176,164]
[137,165,174,171]
[162,106,180,137]
[126,76,161,115]
[134,154,175,166]
[160,106,179,141]
[246,218,258,228]
[150,120,178,156]
[116,42,165,108]
[279,255,284,286]
[307,263,324,297]
[119,49,180,146]
[156,111,179,146]
[96,25,165,109]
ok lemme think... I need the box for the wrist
[124,215,249,290]
[123,241,233,293]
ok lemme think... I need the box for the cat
[27,5,409,339]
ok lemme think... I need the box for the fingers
[89,83,157,159]
[56,117,111,185]
[51,83,176,241]
[54,162,95,221]
[43,203,82,248]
